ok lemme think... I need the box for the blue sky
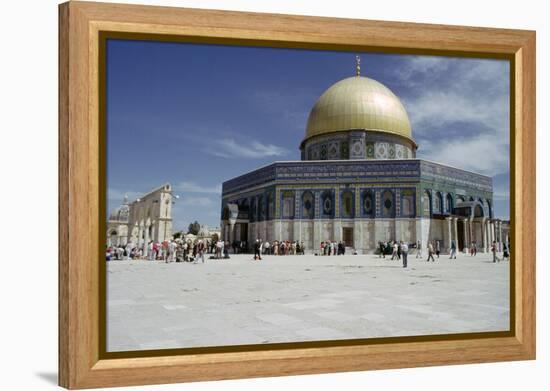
[106,39,510,230]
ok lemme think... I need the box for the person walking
[401,241,409,268]
[253,239,262,260]
[435,240,440,258]
[415,240,422,258]
[224,241,230,259]
[170,240,177,262]
[427,242,435,262]
[491,241,500,262]
[148,241,154,261]
[449,240,457,259]
[391,241,398,260]
[503,242,510,261]
[215,240,223,259]
[195,240,205,263]
[397,241,402,260]
[379,241,385,258]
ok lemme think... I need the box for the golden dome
[304,76,413,143]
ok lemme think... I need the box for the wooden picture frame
[58,1,536,388]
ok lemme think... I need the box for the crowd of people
[376,239,510,267]
[251,239,307,260]
[319,241,348,256]
[107,237,510,265]
[106,238,232,263]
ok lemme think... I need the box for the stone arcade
[107,183,174,249]
[221,59,508,254]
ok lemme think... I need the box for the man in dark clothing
[379,241,385,258]
[397,242,402,260]
[253,239,262,260]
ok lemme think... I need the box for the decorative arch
[249,197,256,222]
[302,191,315,219]
[400,189,415,217]
[266,192,274,220]
[341,190,354,218]
[321,190,334,218]
[422,190,432,217]
[281,190,295,219]
[446,193,454,213]
[434,191,443,214]
[474,204,484,217]
[362,189,374,217]
[257,194,265,221]
[382,190,395,218]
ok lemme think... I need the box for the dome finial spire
[355,55,361,76]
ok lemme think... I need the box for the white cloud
[176,181,221,194]
[207,138,288,159]
[419,134,508,176]
[396,56,510,178]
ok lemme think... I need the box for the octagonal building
[220,60,505,254]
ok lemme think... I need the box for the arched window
[267,192,274,220]
[282,191,295,219]
[456,195,465,205]
[250,197,256,222]
[321,191,333,218]
[341,191,354,218]
[474,204,484,217]
[422,190,431,217]
[382,190,395,218]
[433,192,443,213]
[239,198,249,220]
[401,189,415,217]
[362,190,374,217]
[302,191,315,219]
[257,195,265,221]
[446,193,453,213]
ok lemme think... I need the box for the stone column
[462,218,469,252]
[489,220,495,248]
[452,217,459,252]
[143,225,150,257]
[354,219,363,253]
[443,217,452,253]
[487,220,494,249]
[481,218,489,253]
[468,217,477,248]
[498,220,503,251]
[229,222,236,243]
[137,225,143,249]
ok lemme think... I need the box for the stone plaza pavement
[107,252,509,352]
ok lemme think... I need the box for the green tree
[187,221,200,235]
[173,231,183,239]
